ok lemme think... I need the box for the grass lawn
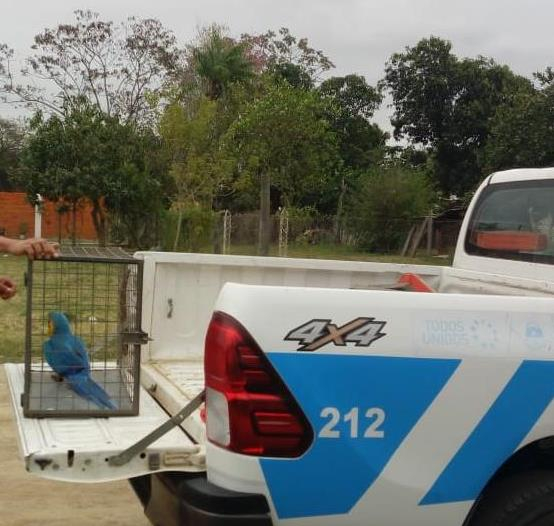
[0,255,28,364]
[207,242,452,266]
[0,247,450,363]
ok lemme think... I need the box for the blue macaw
[43,311,117,410]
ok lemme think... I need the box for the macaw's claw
[51,373,64,383]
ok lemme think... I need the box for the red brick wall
[0,192,98,240]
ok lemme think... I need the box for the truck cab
[6,168,554,526]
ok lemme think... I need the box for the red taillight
[204,311,313,457]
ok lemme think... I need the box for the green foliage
[386,145,431,169]
[320,75,382,121]
[161,97,222,205]
[384,37,458,145]
[19,107,94,207]
[483,73,554,172]
[319,75,387,172]
[316,75,387,218]
[0,119,24,190]
[7,16,554,254]
[19,103,168,247]
[284,206,333,245]
[383,36,532,194]
[190,25,254,100]
[347,165,436,251]
[223,81,340,207]
[106,152,168,248]
[271,62,314,90]
[161,206,216,251]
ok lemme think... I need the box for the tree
[382,37,532,194]
[189,25,254,101]
[384,37,457,145]
[104,129,169,248]
[18,109,86,243]
[19,103,167,246]
[483,71,554,172]
[0,118,24,190]
[160,96,229,248]
[319,75,387,237]
[0,10,178,124]
[161,97,220,205]
[160,30,260,249]
[240,27,334,87]
[347,165,436,251]
[223,82,339,254]
[320,75,381,121]
[319,75,386,169]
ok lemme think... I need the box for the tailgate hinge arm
[108,389,205,467]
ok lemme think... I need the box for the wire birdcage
[22,246,146,418]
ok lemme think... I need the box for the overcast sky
[2,0,554,132]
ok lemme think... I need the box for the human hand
[6,238,60,260]
[0,277,16,300]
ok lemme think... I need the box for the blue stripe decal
[260,354,459,519]
[421,360,554,506]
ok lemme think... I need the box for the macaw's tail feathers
[67,372,117,410]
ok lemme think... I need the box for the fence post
[401,224,416,257]
[408,217,429,258]
[258,172,271,256]
[278,208,289,257]
[426,215,433,256]
[222,210,232,255]
[34,194,43,238]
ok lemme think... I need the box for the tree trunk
[334,174,346,244]
[173,206,184,251]
[212,212,222,254]
[91,199,107,246]
[258,172,271,256]
[71,201,77,246]
[57,210,62,245]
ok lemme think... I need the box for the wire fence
[162,209,463,258]
[28,205,463,258]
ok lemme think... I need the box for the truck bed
[141,360,205,443]
[137,252,554,439]
[135,252,446,444]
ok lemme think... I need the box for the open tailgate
[5,363,205,483]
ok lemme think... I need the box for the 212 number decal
[319,407,386,439]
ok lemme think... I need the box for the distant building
[0,192,98,241]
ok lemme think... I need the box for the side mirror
[472,230,547,252]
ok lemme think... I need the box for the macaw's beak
[47,320,53,337]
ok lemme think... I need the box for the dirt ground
[0,368,151,526]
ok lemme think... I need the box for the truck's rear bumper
[131,472,273,526]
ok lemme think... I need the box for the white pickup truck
[6,167,554,526]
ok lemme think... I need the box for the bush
[347,165,436,252]
[281,206,333,245]
[161,206,217,252]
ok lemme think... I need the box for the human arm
[0,236,59,259]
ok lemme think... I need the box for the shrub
[347,165,436,252]
[161,206,217,252]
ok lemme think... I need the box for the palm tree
[192,26,253,100]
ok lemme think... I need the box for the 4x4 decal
[285,317,387,352]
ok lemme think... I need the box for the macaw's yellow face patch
[47,319,53,336]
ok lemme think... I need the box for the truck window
[465,180,554,264]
